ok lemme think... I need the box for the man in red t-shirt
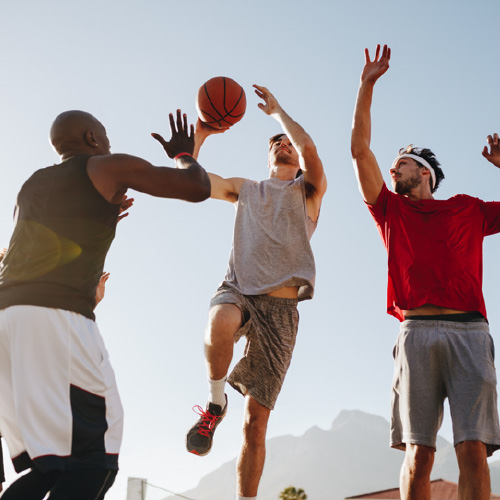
[351,44,500,500]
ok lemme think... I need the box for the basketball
[196,76,247,129]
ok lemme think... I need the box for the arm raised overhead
[351,44,391,204]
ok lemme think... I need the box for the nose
[390,166,398,175]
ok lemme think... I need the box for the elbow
[187,176,211,203]
[300,139,317,158]
[351,142,370,161]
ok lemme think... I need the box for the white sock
[208,377,227,408]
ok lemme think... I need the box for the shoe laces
[192,405,222,437]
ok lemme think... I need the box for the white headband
[392,153,436,190]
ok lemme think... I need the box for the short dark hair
[398,145,445,193]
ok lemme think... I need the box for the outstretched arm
[482,133,500,168]
[351,44,391,204]
[193,118,245,203]
[88,110,211,204]
[254,85,326,217]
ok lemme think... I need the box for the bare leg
[456,441,490,500]
[186,303,244,456]
[237,396,271,498]
[205,304,242,380]
[400,444,435,500]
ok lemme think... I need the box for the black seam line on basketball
[200,107,245,120]
[199,111,244,125]
[199,114,243,125]
[201,78,244,122]
[198,114,234,127]
[198,110,230,126]
[224,88,245,115]
[199,109,223,123]
[204,83,224,120]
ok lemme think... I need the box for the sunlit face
[390,157,423,195]
[269,135,299,167]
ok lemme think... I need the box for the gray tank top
[223,176,317,301]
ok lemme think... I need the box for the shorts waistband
[404,311,486,323]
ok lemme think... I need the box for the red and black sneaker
[186,396,227,456]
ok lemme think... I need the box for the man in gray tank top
[186,84,327,500]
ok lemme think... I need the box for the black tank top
[0,155,120,320]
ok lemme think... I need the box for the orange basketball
[196,76,246,129]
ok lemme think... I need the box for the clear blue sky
[2,1,500,499]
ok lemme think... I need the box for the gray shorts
[210,285,299,410]
[391,319,500,456]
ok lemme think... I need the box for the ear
[84,130,99,148]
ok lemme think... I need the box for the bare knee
[206,304,242,344]
[456,441,488,474]
[404,444,435,479]
[242,398,271,446]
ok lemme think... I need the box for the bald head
[50,110,110,159]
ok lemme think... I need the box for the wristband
[174,152,192,160]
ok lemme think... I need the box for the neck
[269,163,298,181]
[406,187,434,201]
[59,146,102,161]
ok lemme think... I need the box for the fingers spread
[151,133,166,145]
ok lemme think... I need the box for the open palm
[361,44,391,84]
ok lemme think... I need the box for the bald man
[0,110,210,500]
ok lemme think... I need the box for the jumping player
[351,44,500,500]
[157,84,326,500]
[0,109,210,499]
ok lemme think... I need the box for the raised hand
[361,44,391,85]
[482,133,500,169]
[254,84,281,116]
[151,109,195,159]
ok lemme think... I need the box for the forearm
[272,107,315,156]
[351,80,375,159]
[351,80,384,203]
[193,131,207,161]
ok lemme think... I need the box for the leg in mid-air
[186,303,242,456]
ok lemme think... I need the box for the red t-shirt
[367,183,500,321]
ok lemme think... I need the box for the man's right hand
[482,133,500,169]
[151,109,195,159]
[361,44,391,85]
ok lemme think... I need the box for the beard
[395,173,422,195]
[274,150,297,166]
